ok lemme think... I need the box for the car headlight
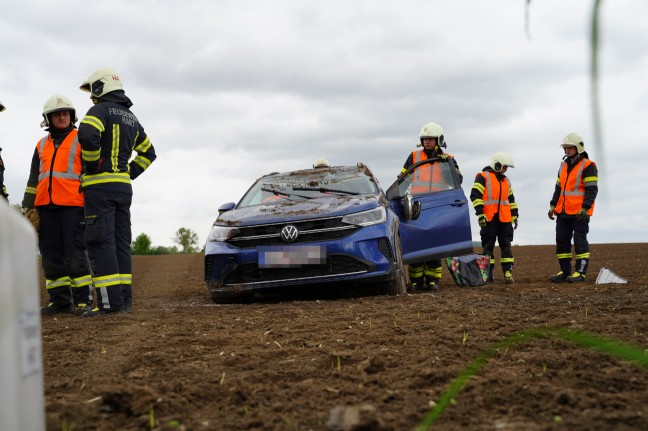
[341,207,386,226]
[207,225,240,242]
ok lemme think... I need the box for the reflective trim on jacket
[479,171,512,222]
[555,158,595,216]
[34,131,84,207]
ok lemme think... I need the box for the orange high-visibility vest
[555,158,595,216]
[409,150,453,195]
[35,130,84,207]
[479,171,512,222]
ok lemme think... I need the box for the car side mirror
[403,193,421,220]
[218,202,236,215]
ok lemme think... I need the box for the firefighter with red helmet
[548,133,598,283]
[400,122,462,291]
[22,94,93,315]
[471,152,518,284]
[77,67,157,316]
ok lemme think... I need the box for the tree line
[131,227,201,255]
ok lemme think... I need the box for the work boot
[409,277,424,292]
[504,271,514,284]
[41,303,73,316]
[567,272,586,283]
[425,276,440,291]
[73,303,92,316]
[549,271,569,283]
[123,299,132,313]
[82,307,125,318]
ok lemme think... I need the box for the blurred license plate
[258,245,326,268]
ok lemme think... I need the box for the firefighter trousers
[480,218,514,272]
[84,187,133,311]
[38,206,93,307]
[555,216,590,274]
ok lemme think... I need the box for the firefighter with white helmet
[470,152,518,284]
[0,100,8,200]
[22,94,93,315]
[77,67,157,316]
[400,121,463,291]
[548,133,598,283]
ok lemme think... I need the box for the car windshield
[238,166,380,208]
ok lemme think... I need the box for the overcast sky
[1,0,646,249]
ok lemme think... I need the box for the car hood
[216,195,381,226]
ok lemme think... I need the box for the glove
[26,208,40,232]
[577,208,590,222]
[512,216,518,230]
[438,154,448,160]
[477,214,488,228]
[548,206,556,220]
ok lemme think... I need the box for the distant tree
[132,233,153,255]
[151,245,179,255]
[173,227,199,253]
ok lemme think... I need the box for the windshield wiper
[261,187,314,200]
[293,186,360,195]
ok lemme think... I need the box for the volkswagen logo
[280,225,299,242]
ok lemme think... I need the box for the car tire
[383,233,406,296]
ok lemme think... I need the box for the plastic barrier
[0,199,45,431]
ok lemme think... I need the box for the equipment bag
[445,254,489,287]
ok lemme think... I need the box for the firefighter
[78,67,157,316]
[1,100,8,201]
[471,152,518,284]
[400,121,462,291]
[22,95,93,315]
[548,133,598,283]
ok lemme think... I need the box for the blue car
[204,160,472,303]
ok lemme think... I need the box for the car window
[386,159,460,200]
[238,167,380,208]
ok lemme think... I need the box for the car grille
[227,216,360,248]
[219,255,369,285]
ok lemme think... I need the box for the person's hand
[478,214,488,228]
[512,216,518,230]
[577,208,590,222]
[25,208,40,232]
[438,154,448,160]
[548,206,556,220]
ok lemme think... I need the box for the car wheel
[383,233,406,296]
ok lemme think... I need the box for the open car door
[386,157,473,264]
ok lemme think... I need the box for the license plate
[258,245,326,268]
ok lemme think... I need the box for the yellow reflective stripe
[71,274,93,287]
[25,186,36,195]
[501,258,515,263]
[83,148,101,162]
[119,274,133,285]
[134,136,152,153]
[82,172,131,187]
[132,155,152,170]
[46,276,71,289]
[111,124,120,171]
[509,203,519,210]
[93,274,121,288]
[81,115,105,132]
[576,252,590,259]
[557,253,572,259]
[472,183,485,193]
[472,198,484,207]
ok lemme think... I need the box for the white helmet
[313,157,331,168]
[41,94,77,128]
[560,132,585,154]
[489,152,515,172]
[0,100,5,112]
[80,67,123,98]
[419,122,446,148]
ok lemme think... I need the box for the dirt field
[40,244,648,431]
